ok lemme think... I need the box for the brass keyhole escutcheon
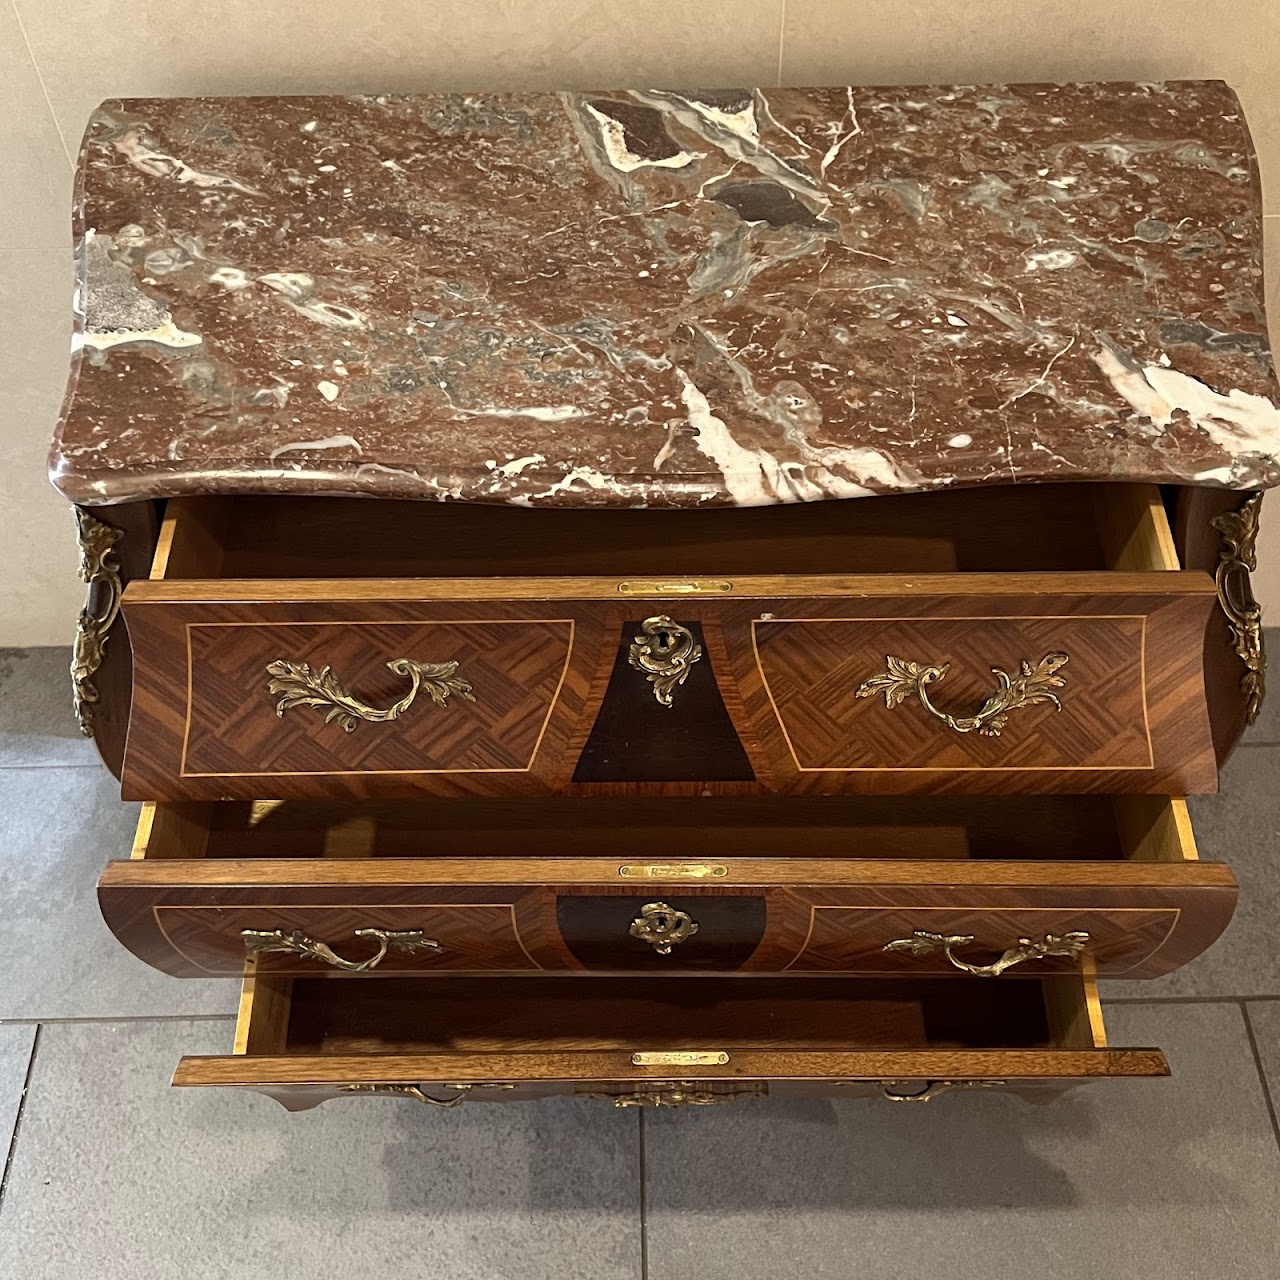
[629,901,699,954]
[628,616,702,708]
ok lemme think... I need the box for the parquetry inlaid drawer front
[101,825,1236,979]
[727,586,1213,793]
[121,594,603,799]
[182,618,571,775]
[771,901,1179,976]
[753,615,1150,772]
[153,904,539,976]
[719,579,1220,795]
[121,573,1218,799]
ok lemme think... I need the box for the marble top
[49,82,1280,508]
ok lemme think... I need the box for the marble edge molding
[41,454,1280,510]
[47,80,1280,510]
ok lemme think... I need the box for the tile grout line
[1240,1002,1280,1155]
[0,762,114,773]
[0,1014,237,1027]
[638,1109,649,1280]
[1104,994,1280,1005]
[6,0,74,170]
[0,1024,41,1219]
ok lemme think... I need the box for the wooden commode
[51,82,1275,1111]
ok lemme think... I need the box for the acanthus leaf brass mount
[588,1081,765,1108]
[629,901,699,955]
[242,927,443,972]
[1211,492,1266,724]
[266,657,475,732]
[628,616,702,708]
[883,929,1089,978]
[856,652,1069,737]
[878,1080,1009,1102]
[71,509,124,737]
[340,1083,466,1107]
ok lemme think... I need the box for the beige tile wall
[2,0,1277,642]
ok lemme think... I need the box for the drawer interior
[134,794,1198,864]
[171,961,1171,1098]
[150,481,1179,580]
[252,972,1104,1055]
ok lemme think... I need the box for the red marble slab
[48,83,1280,507]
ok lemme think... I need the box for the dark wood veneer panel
[556,893,766,970]
[573,621,755,782]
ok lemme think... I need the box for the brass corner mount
[1211,492,1266,724]
[71,509,124,737]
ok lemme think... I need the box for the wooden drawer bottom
[171,962,1167,1111]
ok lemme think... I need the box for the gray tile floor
[1,644,1279,1279]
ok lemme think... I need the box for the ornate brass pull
[629,901,699,954]
[1211,493,1266,724]
[589,1081,766,1108]
[266,657,475,732]
[883,928,1089,977]
[340,1084,466,1107]
[628,616,702,708]
[71,510,124,737]
[880,1080,1007,1103]
[856,652,1069,737]
[242,927,443,972]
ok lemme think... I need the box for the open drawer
[171,963,1168,1110]
[119,483,1218,799]
[101,793,1235,980]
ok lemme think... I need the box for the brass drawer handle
[630,901,699,954]
[341,1084,467,1107]
[883,928,1089,977]
[242,927,443,972]
[266,657,475,732]
[628,616,702,708]
[856,652,1068,737]
[880,1080,1007,1103]
[589,1082,766,1108]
